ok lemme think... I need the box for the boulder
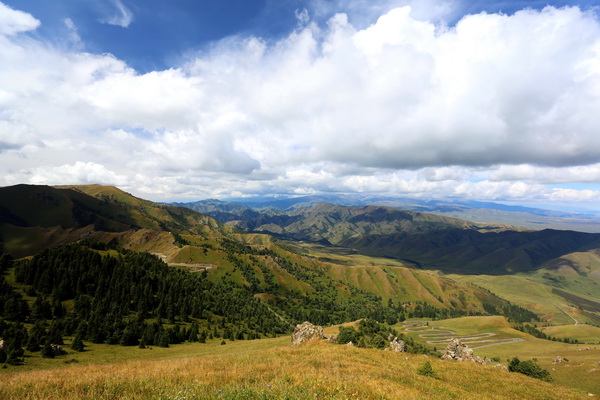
[441,338,475,362]
[291,322,325,345]
[388,337,405,352]
[552,356,563,364]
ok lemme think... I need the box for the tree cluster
[508,357,552,382]
[513,323,579,344]
[0,241,290,365]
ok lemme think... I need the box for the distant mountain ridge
[177,194,600,233]
[173,199,600,275]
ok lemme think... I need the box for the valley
[1,184,599,398]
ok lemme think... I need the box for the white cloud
[0,3,599,208]
[490,164,600,183]
[0,2,40,36]
[63,18,83,48]
[100,0,133,28]
[6,162,129,186]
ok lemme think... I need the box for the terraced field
[399,316,600,395]
[402,320,524,349]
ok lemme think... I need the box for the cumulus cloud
[5,162,129,186]
[490,164,600,183]
[0,2,40,36]
[0,3,599,208]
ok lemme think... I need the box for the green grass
[400,316,600,395]
[447,273,595,324]
[540,324,600,344]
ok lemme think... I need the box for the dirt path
[402,321,524,349]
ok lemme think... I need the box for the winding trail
[402,321,525,349]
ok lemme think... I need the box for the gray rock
[291,321,325,345]
[441,338,475,362]
[388,337,406,352]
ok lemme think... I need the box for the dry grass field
[0,338,590,400]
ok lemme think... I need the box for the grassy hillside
[540,324,600,344]
[445,248,600,326]
[0,184,529,323]
[341,228,600,275]
[0,338,589,400]
[401,316,600,395]
[0,184,226,254]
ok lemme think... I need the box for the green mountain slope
[177,200,600,275]
[340,228,600,274]
[0,184,534,322]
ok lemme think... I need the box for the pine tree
[71,335,85,352]
[158,331,169,348]
[41,343,55,359]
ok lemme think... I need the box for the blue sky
[5,0,597,71]
[1,0,600,210]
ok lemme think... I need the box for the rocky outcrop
[388,337,406,352]
[291,322,324,345]
[441,339,474,361]
[441,338,487,364]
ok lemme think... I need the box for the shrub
[508,357,552,382]
[336,326,357,344]
[417,360,437,378]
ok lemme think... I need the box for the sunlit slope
[402,316,600,395]
[0,184,227,257]
[445,248,600,326]
[448,273,600,326]
[0,340,588,400]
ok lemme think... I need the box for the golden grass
[0,341,588,400]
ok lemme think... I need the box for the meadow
[0,335,590,400]
[399,316,600,395]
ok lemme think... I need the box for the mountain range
[174,194,600,233]
[2,184,600,325]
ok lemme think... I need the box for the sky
[1,0,600,210]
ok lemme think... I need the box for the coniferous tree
[71,335,85,352]
[41,343,55,359]
[158,331,170,348]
